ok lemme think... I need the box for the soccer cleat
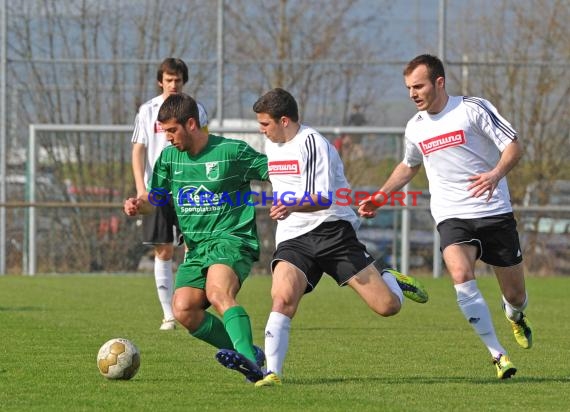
[159,319,176,330]
[493,353,517,379]
[504,309,533,349]
[253,345,266,369]
[242,346,265,383]
[385,269,429,303]
[215,349,264,383]
[254,372,282,388]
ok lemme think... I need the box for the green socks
[190,306,257,363]
[223,306,257,362]
[191,311,234,349]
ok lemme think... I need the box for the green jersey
[150,135,268,255]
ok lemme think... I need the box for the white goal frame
[23,123,438,276]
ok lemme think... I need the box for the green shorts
[175,237,258,290]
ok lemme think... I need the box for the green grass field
[1,274,568,411]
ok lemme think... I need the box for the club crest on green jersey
[205,162,219,180]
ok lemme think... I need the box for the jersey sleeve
[131,106,150,145]
[465,97,518,152]
[402,134,423,167]
[237,142,269,182]
[301,133,333,195]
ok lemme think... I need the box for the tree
[450,0,570,203]
[4,0,395,272]
[5,0,215,272]
[222,0,394,124]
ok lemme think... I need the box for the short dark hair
[253,88,299,122]
[403,54,445,84]
[157,93,199,125]
[157,58,189,84]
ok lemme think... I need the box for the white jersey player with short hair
[253,88,429,387]
[132,96,209,188]
[265,124,358,247]
[130,57,209,331]
[359,54,532,380]
[403,95,517,224]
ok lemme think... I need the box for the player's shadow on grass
[0,306,44,312]
[289,375,570,385]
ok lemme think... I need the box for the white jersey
[265,124,359,246]
[131,96,209,186]
[403,95,517,224]
[131,95,167,186]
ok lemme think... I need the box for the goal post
[19,123,436,277]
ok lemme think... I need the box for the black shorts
[272,220,375,294]
[437,212,523,267]
[141,202,181,245]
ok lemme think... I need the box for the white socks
[264,311,291,376]
[455,280,506,358]
[381,270,404,305]
[502,293,528,322]
[154,257,174,321]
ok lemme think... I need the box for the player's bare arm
[358,162,420,218]
[467,140,523,201]
[131,143,147,197]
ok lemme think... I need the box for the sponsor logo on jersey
[154,121,164,134]
[268,160,300,175]
[176,184,222,211]
[205,162,219,180]
[419,130,465,155]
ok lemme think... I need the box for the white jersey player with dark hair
[251,87,428,388]
[359,54,532,379]
[131,57,209,331]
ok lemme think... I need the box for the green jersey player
[124,93,268,383]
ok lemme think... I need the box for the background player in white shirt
[252,88,428,387]
[359,54,532,379]
[131,58,208,330]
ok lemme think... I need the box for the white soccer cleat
[159,319,176,330]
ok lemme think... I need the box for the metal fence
[2,124,569,277]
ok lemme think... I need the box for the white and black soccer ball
[96,338,140,380]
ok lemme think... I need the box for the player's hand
[467,171,500,201]
[358,196,379,218]
[269,199,291,221]
[123,197,142,216]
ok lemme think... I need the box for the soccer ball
[96,338,140,380]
